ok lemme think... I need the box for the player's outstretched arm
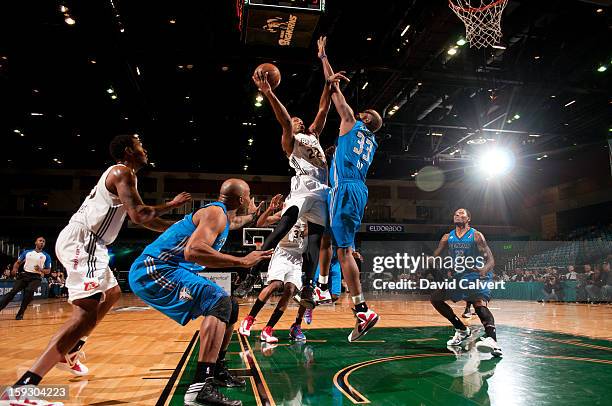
[230,198,264,230]
[185,206,273,268]
[141,218,178,232]
[256,194,284,227]
[308,83,332,137]
[317,36,356,134]
[475,231,495,276]
[112,166,191,225]
[253,70,294,155]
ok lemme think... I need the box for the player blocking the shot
[235,65,333,309]
[129,179,272,406]
[317,36,383,341]
[429,208,502,357]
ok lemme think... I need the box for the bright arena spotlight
[476,147,515,177]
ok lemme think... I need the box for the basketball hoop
[449,0,508,49]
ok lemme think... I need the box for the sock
[249,299,265,318]
[432,300,466,330]
[193,362,215,383]
[317,275,329,291]
[475,306,497,341]
[68,336,88,354]
[266,308,284,328]
[15,371,42,386]
[354,302,368,313]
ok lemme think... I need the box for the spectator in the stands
[2,265,12,280]
[542,275,562,301]
[585,265,605,302]
[511,269,524,282]
[566,265,577,280]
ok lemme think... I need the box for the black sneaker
[213,361,246,388]
[184,378,242,406]
[15,314,24,320]
[234,274,256,298]
[299,284,315,309]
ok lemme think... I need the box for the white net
[449,0,508,49]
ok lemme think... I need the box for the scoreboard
[238,0,325,48]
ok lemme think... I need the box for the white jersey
[69,164,130,245]
[289,133,328,187]
[277,218,308,254]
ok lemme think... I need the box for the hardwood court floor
[0,294,611,405]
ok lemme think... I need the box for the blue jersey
[142,202,229,273]
[448,228,480,273]
[330,121,378,187]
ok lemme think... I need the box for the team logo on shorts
[84,281,100,291]
[179,287,193,302]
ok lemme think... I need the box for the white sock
[318,275,329,285]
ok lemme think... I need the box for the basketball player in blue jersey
[429,208,502,357]
[317,36,383,341]
[130,179,273,406]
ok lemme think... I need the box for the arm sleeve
[18,250,27,262]
[44,252,52,268]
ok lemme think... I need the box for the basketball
[255,63,281,89]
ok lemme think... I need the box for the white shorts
[266,246,303,290]
[55,223,118,303]
[283,176,328,227]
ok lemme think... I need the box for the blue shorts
[448,271,493,302]
[328,181,368,248]
[129,254,228,326]
[314,257,342,296]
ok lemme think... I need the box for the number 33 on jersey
[330,121,378,187]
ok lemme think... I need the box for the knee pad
[208,295,232,324]
[229,297,239,325]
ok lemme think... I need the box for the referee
[0,237,52,320]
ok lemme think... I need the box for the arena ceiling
[1,0,610,184]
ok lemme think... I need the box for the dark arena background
[1,1,611,405]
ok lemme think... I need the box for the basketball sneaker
[475,336,503,357]
[348,309,379,342]
[238,315,255,337]
[1,385,64,406]
[313,286,332,304]
[55,351,89,376]
[289,323,306,341]
[447,327,471,346]
[461,308,472,318]
[184,378,241,406]
[304,308,313,325]
[260,326,278,343]
[213,360,246,388]
[234,274,257,298]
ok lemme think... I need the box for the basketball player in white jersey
[9,134,191,391]
[235,69,332,307]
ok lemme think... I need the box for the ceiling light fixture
[400,24,410,37]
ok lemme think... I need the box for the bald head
[219,178,251,211]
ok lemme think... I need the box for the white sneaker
[348,309,379,342]
[238,315,255,337]
[461,311,472,319]
[313,286,332,304]
[476,336,503,357]
[260,326,278,343]
[55,351,89,376]
[446,327,471,346]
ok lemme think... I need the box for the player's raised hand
[270,194,284,210]
[252,70,271,94]
[170,192,192,207]
[326,71,350,85]
[241,249,274,268]
[317,36,327,59]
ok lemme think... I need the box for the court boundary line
[238,334,276,406]
[156,330,198,406]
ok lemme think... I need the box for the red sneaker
[55,351,89,376]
